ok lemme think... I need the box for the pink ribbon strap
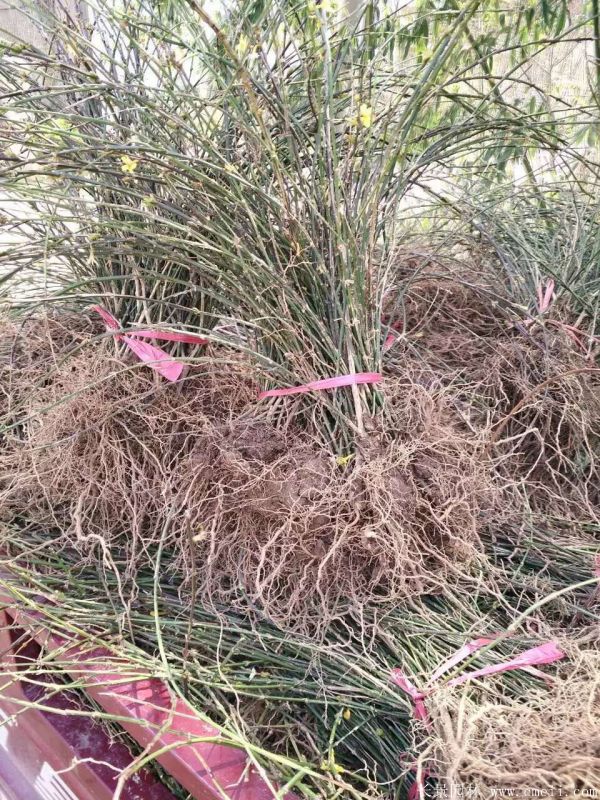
[407,768,431,800]
[392,638,564,724]
[258,372,382,399]
[93,306,207,382]
[428,636,497,683]
[445,641,564,688]
[537,278,555,314]
[389,673,428,723]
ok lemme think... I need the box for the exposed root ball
[0,318,494,630]
[0,313,96,422]
[175,381,492,628]
[432,649,600,797]
[0,334,257,584]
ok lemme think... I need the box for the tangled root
[431,647,600,797]
[1,265,598,631]
[0,316,495,631]
[0,332,256,583]
[0,312,96,422]
[174,377,492,629]
[386,267,600,524]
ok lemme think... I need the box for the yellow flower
[359,103,373,128]
[224,163,238,175]
[235,33,249,57]
[142,195,156,208]
[309,0,338,16]
[120,154,138,174]
[342,708,351,720]
[336,454,354,467]
[321,760,345,775]
[318,0,339,13]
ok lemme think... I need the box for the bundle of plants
[0,311,495,631]
[0,2,600,795]
[2,526,595,799]
[1,0,597,630]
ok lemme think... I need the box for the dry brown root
[429,647,600,798]
[167,372,497,631]
[0,326,257,588]
[1,274,598,631]
[385,266,600,526]
[0,312,97,423]
[0,315,496,632]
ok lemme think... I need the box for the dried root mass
[1,266,599,630]
[432,650,600,797]
[0,314,494,630]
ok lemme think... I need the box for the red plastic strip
[537,278,555,313]
[94,305,120,330]
[446,641,564,688]
[389,672,428,723]
[391,638,564,724]
[93,306,208,383]
[259,372,382,399]
[121,335,184,382]
[428,636,497,683]
[131,330,208,345]
[407,768,431,800]
[383,333,396,352]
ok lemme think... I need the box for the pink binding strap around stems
[445,641,565,688]
[537,278,555,314]
[258,372,382,400]
[93,305,208,383]
[391,637,565,725]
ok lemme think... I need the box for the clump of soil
[1,263,598,630]
[431,647,600,797]
[0,313,494,631]
[385,265,600,524]
[173,376,492,628]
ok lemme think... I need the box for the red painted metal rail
[0,585,297,800]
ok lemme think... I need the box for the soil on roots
[385,266,600,526]
[1,267,599,631]
[173,378,492,628]
[0,314,494,632]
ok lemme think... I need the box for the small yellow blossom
[359,103,373,128]
[224,163,238,175]
[120,154,138,174]
[336,454,354,467]
[321,760,345,775]
[308,0,339,17]
[342,708,352,720]
[235,33,249,58]
[317,0,339,13]
[142,195,156,208]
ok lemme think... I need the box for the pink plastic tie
[537,278,555,314]
[259,372,382,399]
[383,332,396,352]
[120,335,184,382]
[390,671,429,723]
[428,636,497,683]
[93,305,207,382]
[445,641,565,688]
[392,638,564,724]
[407,768,431,800]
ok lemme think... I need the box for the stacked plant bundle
[0,0,599,797]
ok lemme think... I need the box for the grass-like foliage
[0,0,593,445]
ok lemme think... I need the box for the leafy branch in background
[0,0,593,447]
